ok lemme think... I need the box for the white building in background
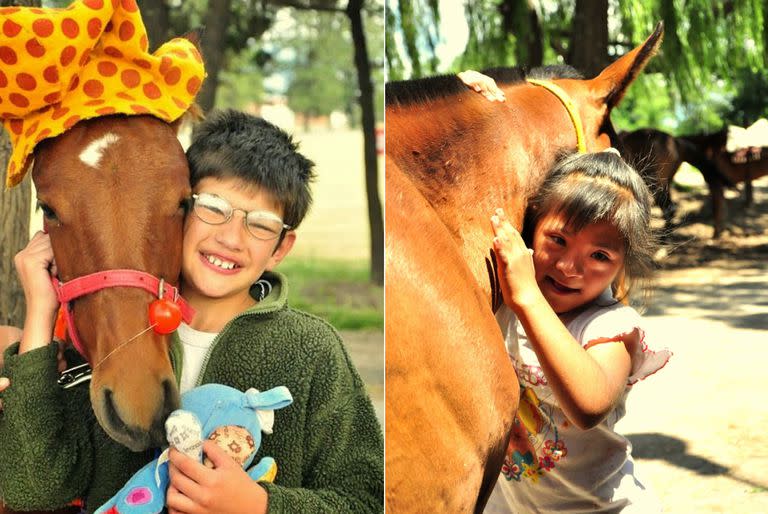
[246,96,296,133]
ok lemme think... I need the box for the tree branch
[270,0,345,13]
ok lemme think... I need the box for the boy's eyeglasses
[190,193,291,241]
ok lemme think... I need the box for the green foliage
[267,6,384,124]
[387,0,767,133]
[385,3,404,80]
[286,14,354,118]
[612,74,677,132]
[724,68,768,127]
[387,0,441,78]
[458,0,514,71]
[166,0,275,52]
[214,43,266,110]
[279,257,383,331]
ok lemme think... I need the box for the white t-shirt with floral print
[485,291,671,514]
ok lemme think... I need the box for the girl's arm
[492,210,631,430]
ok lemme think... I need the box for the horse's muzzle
[99,378,179,451]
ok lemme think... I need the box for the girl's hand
[458,70,506,102]
[167,441,268,514]
[14,232,59,317]
[15,232,59,353]
[491,208,541,311]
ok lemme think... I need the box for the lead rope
[58,323,160,388]
[91,322,158,371]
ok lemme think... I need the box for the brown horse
[385,25,663,512]
[33,113,194,451]
[683,130,768,207]
[0,113,195,514]
[618,128,733,238]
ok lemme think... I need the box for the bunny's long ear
[245,387,294,434]
[245,386,294,411]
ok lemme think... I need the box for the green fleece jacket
[0,272,383,513]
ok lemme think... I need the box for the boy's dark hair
[522,150,657,303]
[186,109,315,229]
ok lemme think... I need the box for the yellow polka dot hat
[0,0,206,187]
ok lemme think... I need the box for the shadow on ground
[642,267,768,330]
[628,432,767,491]
[644,178,768,330]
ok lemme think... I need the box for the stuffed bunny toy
[96,384,293,514]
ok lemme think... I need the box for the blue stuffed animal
[96,384,293,514]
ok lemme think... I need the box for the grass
[278,257,383,331]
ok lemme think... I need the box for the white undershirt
[176,322,218,394]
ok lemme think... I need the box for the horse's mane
[385,65,583,107]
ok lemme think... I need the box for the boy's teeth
[206,254,236,270]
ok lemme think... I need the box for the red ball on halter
[149,298,183,334]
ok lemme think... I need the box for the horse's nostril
[162,379,180,413]
[103,388,129,435]
[100,381,181,449]
[148,379,181,446]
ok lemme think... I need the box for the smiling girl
[487,150,672,512]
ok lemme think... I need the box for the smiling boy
[0,110,384,513]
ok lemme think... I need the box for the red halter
[51,270,195,357]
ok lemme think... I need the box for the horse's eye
[179,197,192,214]
[36,201,58,221]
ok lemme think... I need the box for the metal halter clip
[57,363,92,389]
[158,278,166,299]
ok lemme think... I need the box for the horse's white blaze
[79,133,120,168]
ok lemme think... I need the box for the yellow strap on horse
[527,78,587,154]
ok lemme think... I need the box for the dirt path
[615,173,768,512]
[342,329,384,424]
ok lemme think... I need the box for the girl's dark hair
[522,150,656,303]
[186,109,315,229]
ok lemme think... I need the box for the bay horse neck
[386,84,590,303]
[31,114,191,451]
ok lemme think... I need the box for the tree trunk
[347,0,383,285]
[569,0,608,78]
[198,0,232,112]
[499,0,543,67]
[0,131,29,330]
[137,0,171,51]
[1,0,36,331]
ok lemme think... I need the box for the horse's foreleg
[474,429,512,513]
[744,172,753,206]
[710,181,725,239]
[655,185,677,232]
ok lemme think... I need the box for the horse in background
[386,24,663,512]
[682,130,768,208]
[618,128,733,238]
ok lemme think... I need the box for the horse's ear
[592,21,664,109]
[171,104,204,152]
[180,27,205,49]
[170,27,205,151]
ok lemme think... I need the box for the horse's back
[386,158,518,512]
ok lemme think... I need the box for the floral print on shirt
[500,386,567,483]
